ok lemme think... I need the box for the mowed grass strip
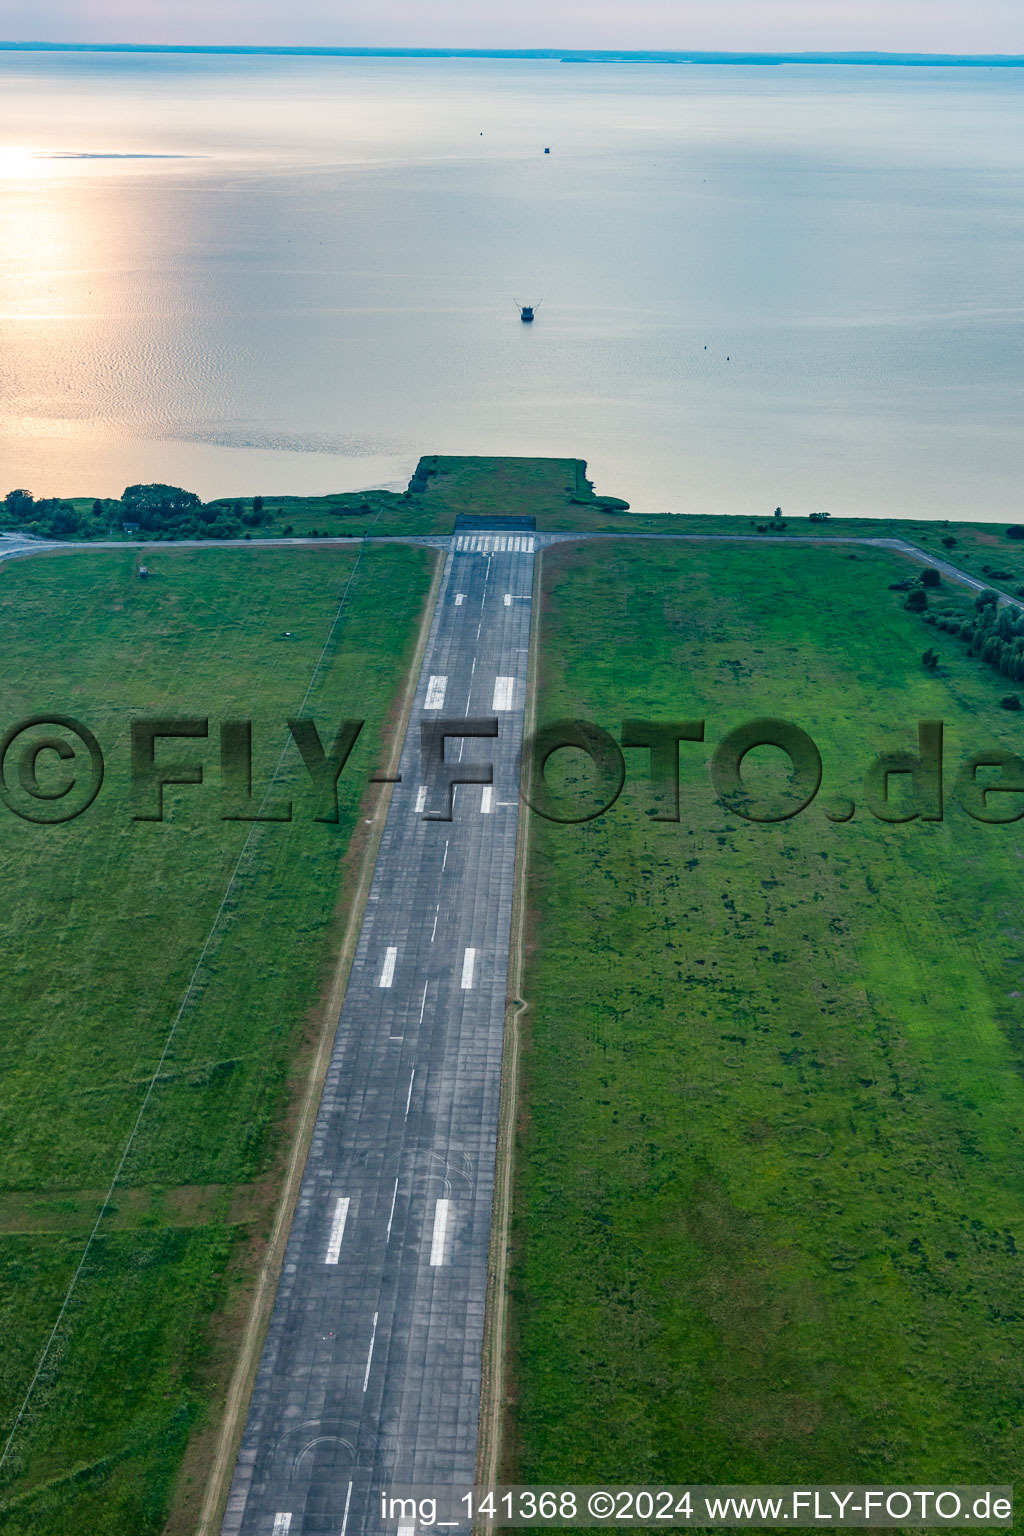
[0,543,433,1532]
[508,539,1024,1492]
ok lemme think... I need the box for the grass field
[0,542,434,1533]
[55,458,1024,581]
[507,537,1024,1499]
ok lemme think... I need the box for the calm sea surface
[0,53,1021,516]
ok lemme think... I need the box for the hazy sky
[1,0,1022,52]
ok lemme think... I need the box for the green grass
[48,457,1024,565]
[508,538,1024,1505]
[0,542,434,1532]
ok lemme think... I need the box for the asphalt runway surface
[222,531,537,1536]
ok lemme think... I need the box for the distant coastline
[2,43,1024,66]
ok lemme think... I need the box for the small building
[122,521,139,534]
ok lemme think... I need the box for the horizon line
[2,42,1024,65]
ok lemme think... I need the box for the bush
[941,536,956,548]
[1006,526,1024,540]
[975,589,1000,611]
[1001,695,1022,711]
[921,568,941,588]
[922,649,939,671]
[905,589,928,612]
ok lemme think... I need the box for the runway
[222,530,537,1536]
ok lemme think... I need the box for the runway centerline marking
[324,1196,350,1265]
[418,981,429,1023]
[378,947,398,988]
[461,947,477,990]
[405,1069,415,1118]
[386,1178,400,1243]
[340,1481,353,1536]
[424,674,447,709]
[363,1311,379,1392]
[429,1199,451,1266]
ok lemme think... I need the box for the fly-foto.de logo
[0,713,1021,827]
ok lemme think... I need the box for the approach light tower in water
[516,299,541,322]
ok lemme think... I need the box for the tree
[45,504,84,538]
[941,536,956,548]
[975,588,999,612]
[922,649,939,671]
[808,511,830,522]
[1001,695,1022,711]
[921,567,941,588]
[253,494,264,514]
[905,589,928,612]
[773,506,782,519]
[122,483,201,516]
[4,489,34,519]
[1005,526,1024,540]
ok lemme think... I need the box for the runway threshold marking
[460,947,477,989]
[324,1196,351,1265]
[429,1199,451,1266]
[424,674,447,709]
[492,676,515,711]
[363,1311,379,1391]
[378,947,398,988]
[272,1516,292,1535]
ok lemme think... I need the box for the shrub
[921,568,941,588]
[905,589,928,612]
[1001,695,1022,711]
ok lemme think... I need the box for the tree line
[1,484,273,541]
[926,588,1024,686]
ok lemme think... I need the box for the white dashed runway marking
[378,947,398,988]
[492,676,515,711]
[429,1199,451,1266]
[325,1197,350,1265]
[424,675,447,709]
